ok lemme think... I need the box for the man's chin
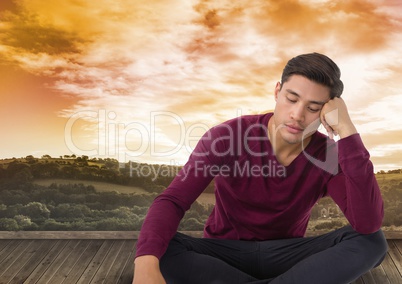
[283,131,313,145]
[282,134,303,145]
[284,138,302,145]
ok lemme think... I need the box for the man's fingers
[320,113,338,139]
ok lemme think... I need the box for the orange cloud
[1,0,402,168]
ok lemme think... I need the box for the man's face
[273,75,330,144]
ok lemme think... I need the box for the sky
[0,0,401,171]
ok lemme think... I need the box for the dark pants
[160,226,388,284]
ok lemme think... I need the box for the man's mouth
[285,124,304,134]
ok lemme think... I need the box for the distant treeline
[0,156,215,193]
[0,156,215,231]
[376,177,402,227]
[0,156,401,231]
[0,156,172,193]
[0,181,213,231]
[377,169,402,174]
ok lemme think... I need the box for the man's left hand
[320,97,357,139]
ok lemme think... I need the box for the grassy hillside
[0,156,401,231]
[33,178,215,204]
[33,179,148,194]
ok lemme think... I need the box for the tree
[25,155,37,164]
[95,217,132,230]
[32,162,60,178]
[6,162,31,179]
[81,166,100,179]
[5,204,24,218]
[21,202,50,222]
[14,215,34,229]
[99,168,118,182]
[0,167,6,179]
[0,204,7,218]
[51,203,91,221]
[13,168,33,182]
[0,218,19,231]
[110,207,135,219]
[180,218,204,230]
[60,165,80,179]
[42,219,69,230]
[104,159,119,170]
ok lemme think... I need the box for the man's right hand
[132,255,166,284]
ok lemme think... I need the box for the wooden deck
[0,231,401,284]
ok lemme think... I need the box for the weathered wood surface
[0,230,400,239]
[0,235,401,283]
[0,239,136,284]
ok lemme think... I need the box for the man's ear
[274,82,281,101]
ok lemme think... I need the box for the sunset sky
[1,0,401,171]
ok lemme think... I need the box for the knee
[357,229,388,267]
[371,229,388,265]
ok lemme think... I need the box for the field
[375,173,402,186]
[33,179,216,205]
[33,171,402,207]
[33,179,149,194]
[2,157,399,232]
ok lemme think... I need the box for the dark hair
[281,53,344,99]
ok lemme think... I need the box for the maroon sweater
[136,113,383,259]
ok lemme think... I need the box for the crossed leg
[160,226,387,284]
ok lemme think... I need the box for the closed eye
[308,107,321,113]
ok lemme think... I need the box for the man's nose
[290,105,305,122]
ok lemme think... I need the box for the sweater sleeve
[327,134,384,234]
[135,127,224,259]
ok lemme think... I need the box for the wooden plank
[394,239,402,253]
[387,239,402,277]
[369,263,390,284]
[33,240,82,284]
[0,240,32,275]
[46,240,92,283]
[0,231,202,240]
[0,237,398,284]
[0,240,12,253]
[23,240,69,284]
[0,239,397,284]
[117,241,136,284]
[394,239,402,277]
[89,240,126,283]
[0,230,400,239]
[352,276,364,284]
[0,240,22,267]
[360,270,377,284]
[0,240,46,284]
[0,231,140,239]
[91,240,128,284]
[104,240,136,283]
[76,240,114,284]
[381,231,402,240]
[381,249,402,283]
[10,240,59,284]
[62,239,105,284]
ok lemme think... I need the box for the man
[133,53,387,283]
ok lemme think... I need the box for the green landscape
[0,155,401,232]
